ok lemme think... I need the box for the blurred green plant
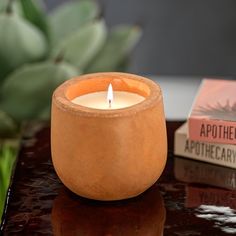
[0,140,18,225]
[0,0,142,137]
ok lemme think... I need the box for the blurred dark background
[45,0,236,76]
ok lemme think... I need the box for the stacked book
[174,79,236,169]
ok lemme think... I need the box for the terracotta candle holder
[51,72,167,201]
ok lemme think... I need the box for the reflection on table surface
[174,157,236,234]
[52,186,165,236]
[2,123,236,235]
[174,157,236,190]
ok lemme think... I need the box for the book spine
[188,118,236,145]
[174,128,236,169]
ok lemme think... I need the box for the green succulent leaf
[0,143,16,179]
[0,140,19,224]
[0,13,48,82]
[52,20,107,70]
[19,0,49,39]
[0,61,79,122]
[0,111,18,137]
[49,0,99,45]
[0,0,23,15]
[86,25,142,73]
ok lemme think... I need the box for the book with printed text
[175,123,236,169]
[188,79,236,145]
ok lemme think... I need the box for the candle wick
[109,99,112,109]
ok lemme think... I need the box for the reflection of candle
[71,83,145,110]
[52,186,166,236]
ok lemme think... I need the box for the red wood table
[2,121,236,235]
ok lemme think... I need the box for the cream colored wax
[71,91,145,109]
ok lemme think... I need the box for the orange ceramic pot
[51,72,167,200]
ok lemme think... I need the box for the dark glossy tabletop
[1,121,236,235]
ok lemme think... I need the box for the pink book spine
[188,118,236,145]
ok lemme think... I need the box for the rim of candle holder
[52,72,163,118]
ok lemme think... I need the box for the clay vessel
[51,72,167,200]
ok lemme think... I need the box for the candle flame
[107,83,113,108]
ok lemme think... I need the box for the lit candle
[51,72,167,201]
[71,83,145,109]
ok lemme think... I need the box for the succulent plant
[0,61,79,122]
[0,0,22,15]
[0,141,18,224]
[0,0,142,137]
[0,13,47,80]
